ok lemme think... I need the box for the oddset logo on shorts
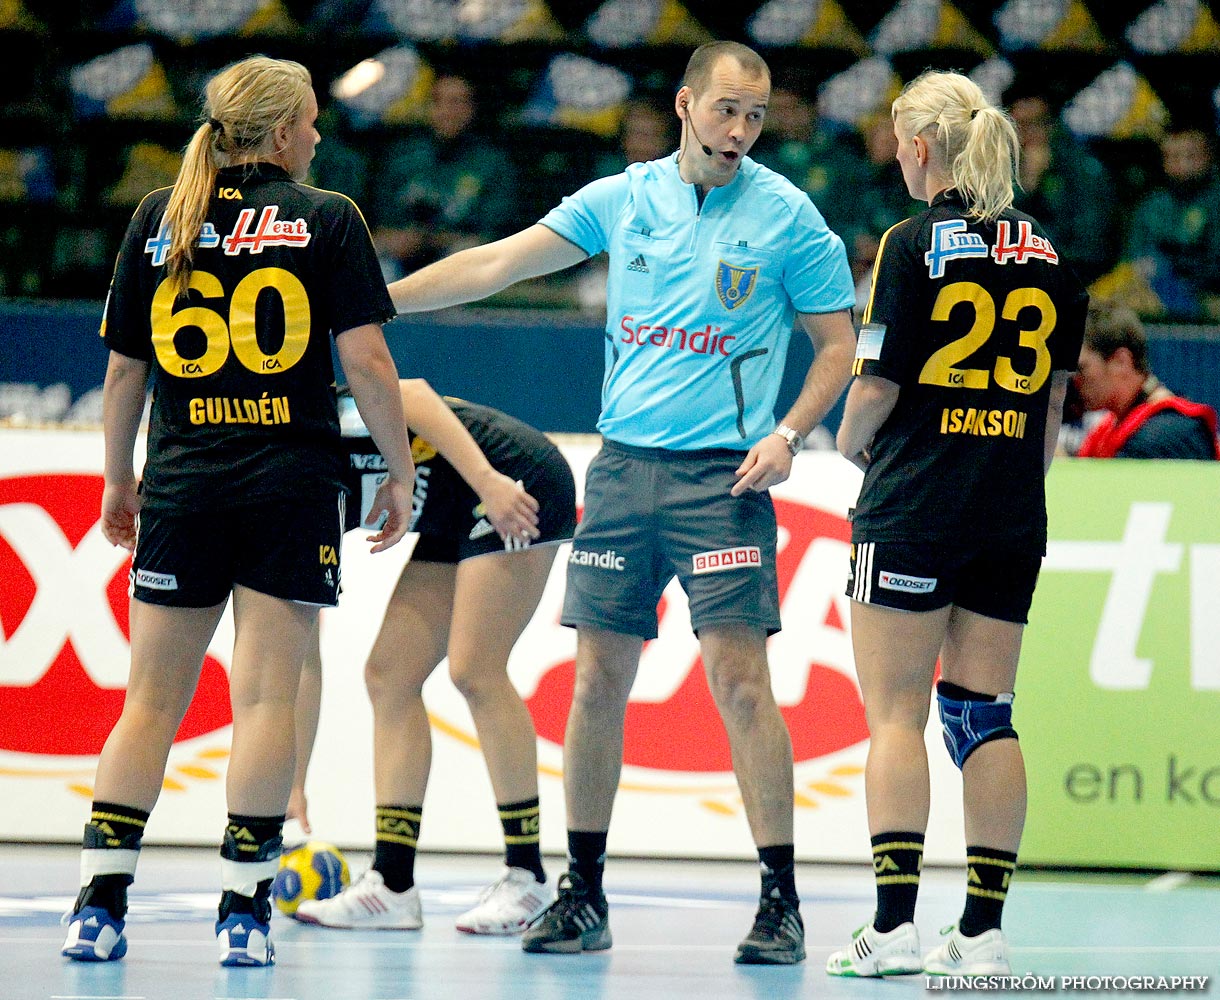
[0,474,232,761]
[524,498,869,776]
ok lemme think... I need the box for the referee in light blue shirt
[387,40,857,966]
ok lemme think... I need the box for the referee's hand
[731,435,793,496]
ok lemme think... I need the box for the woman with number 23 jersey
[827,72,1088,980]
[62,57,414,970]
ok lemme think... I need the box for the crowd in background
[1,0,1218,323]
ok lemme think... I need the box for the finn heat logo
[143,205,311,265]
[925,219,989,278]
[0,474,232,758]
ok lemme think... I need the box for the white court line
[14,935,1220,955]
[1015,945,1220,954]
[1145,872,1192,892]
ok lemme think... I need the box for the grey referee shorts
[561,440,781,640]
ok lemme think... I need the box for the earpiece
[679,99,712,156]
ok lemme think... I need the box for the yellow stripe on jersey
[861,219,910,326]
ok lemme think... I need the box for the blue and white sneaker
[62,905,128,961]
[216,913,275,967]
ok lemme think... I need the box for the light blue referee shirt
[541,153,855,451]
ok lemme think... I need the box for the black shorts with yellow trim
[846,538,1042,624]
[131,492,346,608]
[404,449,576,565]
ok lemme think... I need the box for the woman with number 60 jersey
[826,71,1088,980]
[61,56,414,970]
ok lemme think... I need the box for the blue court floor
[2,844,1216,999]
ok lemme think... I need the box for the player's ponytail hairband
[970,108,980,120]
[208,117,225,136]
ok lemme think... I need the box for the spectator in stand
[368,72,519,280]
[845,112,924,302]
[593,97,676,177]
[1074,304,1219,460]
[1008,91,1118,285]
[1119,125,1220,322]
[747,69,868,250]
[307,103,371,205]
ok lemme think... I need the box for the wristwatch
[772,424,804,456]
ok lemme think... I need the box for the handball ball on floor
[271,841,350,917]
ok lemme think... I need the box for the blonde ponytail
[161,123,220,300]
[160,56,312,300]
[892,71,1019,222]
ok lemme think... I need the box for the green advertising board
[1020,459,1220,871]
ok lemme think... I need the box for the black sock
[85,802,150,848]
[871,831,924,932]
[960,846,1017,936]
[372,805,422,892]
[222,814,284,860]
[567,829,607,898]
[74,802,150,920]
[758,844,797,902]
[499,797,545,882]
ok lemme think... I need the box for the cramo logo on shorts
[569,548,625,570]
[619,316,736,356]
[528,498,870,774]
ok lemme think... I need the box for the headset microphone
[681,102,713,157]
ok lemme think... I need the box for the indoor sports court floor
[3,844,1216,1000]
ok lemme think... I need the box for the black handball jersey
[101,163,396,510]
[342,399,575,542]
[851,189,1088,547]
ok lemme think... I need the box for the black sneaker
[521,871,611,954]
[734,889,806,965]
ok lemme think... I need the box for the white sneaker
[456,867,554,935]
[294,869,422,930]
[826,922,922,977]
[924,925,1011,976]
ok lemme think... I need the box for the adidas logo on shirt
[627,254,649,273]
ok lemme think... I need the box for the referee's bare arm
[783,309,857,438]
[732,309,856,495]
[387,224,588,314]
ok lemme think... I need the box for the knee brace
[936,681,1018,769]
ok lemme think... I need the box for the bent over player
[291,379,575,935]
